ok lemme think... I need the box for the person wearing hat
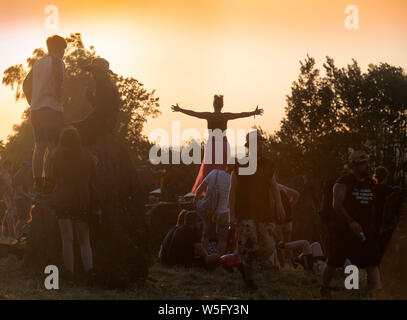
[228,130,285,290]
[13,161,34,235]
[321,150,383,298]
[76,57,121,145]
[23,35,67,194]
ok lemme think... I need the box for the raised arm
[171,103,210,119]
[224,106,263,120]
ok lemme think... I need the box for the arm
[271,174,285,222]
[278,184,300,206]
[194,180,208,202]
[171,103,210,119]
[228,170,237,226]
[333,183,363,236]
[52,57,64,101]
[223,106,264,120]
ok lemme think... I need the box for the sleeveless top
[336,173,374,229]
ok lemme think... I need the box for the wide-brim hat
[83,57,111,73]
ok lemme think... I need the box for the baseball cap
[348,150,369,166]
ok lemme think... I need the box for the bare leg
[76,221,93,272]
[366,266,383,294]
[43,142,56,179]
[32,141,47,179]
[310,242,324,257]
[58,219,74,272]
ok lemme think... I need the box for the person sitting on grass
[158,209,188,265]
[166,211,219,269]
[194,165,233,256]
[47,126,97,283]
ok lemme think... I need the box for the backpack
[196,170,220,218]
[23,69,33,105]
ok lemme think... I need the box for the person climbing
[76,58,121,146]
[171,95,263,193]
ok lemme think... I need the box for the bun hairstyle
[213,94,224,109]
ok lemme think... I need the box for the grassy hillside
[0,256,371,300]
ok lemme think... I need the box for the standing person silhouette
[23,35,67,194]
[172,95,263,192]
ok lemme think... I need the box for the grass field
[0,255,371,300]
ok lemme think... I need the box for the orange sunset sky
[0,0,406,145]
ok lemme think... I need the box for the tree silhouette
[270,56,407,185]
[1,33,160,164]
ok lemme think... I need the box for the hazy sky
[0,0,406,145]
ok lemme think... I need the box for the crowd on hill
[0,34,404,299]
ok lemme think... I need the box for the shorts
[237,219,277,270]
[327,226,372,268]
[31,107,64,143]
[15,198,31,221]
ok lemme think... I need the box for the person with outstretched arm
[172,95,263,193]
